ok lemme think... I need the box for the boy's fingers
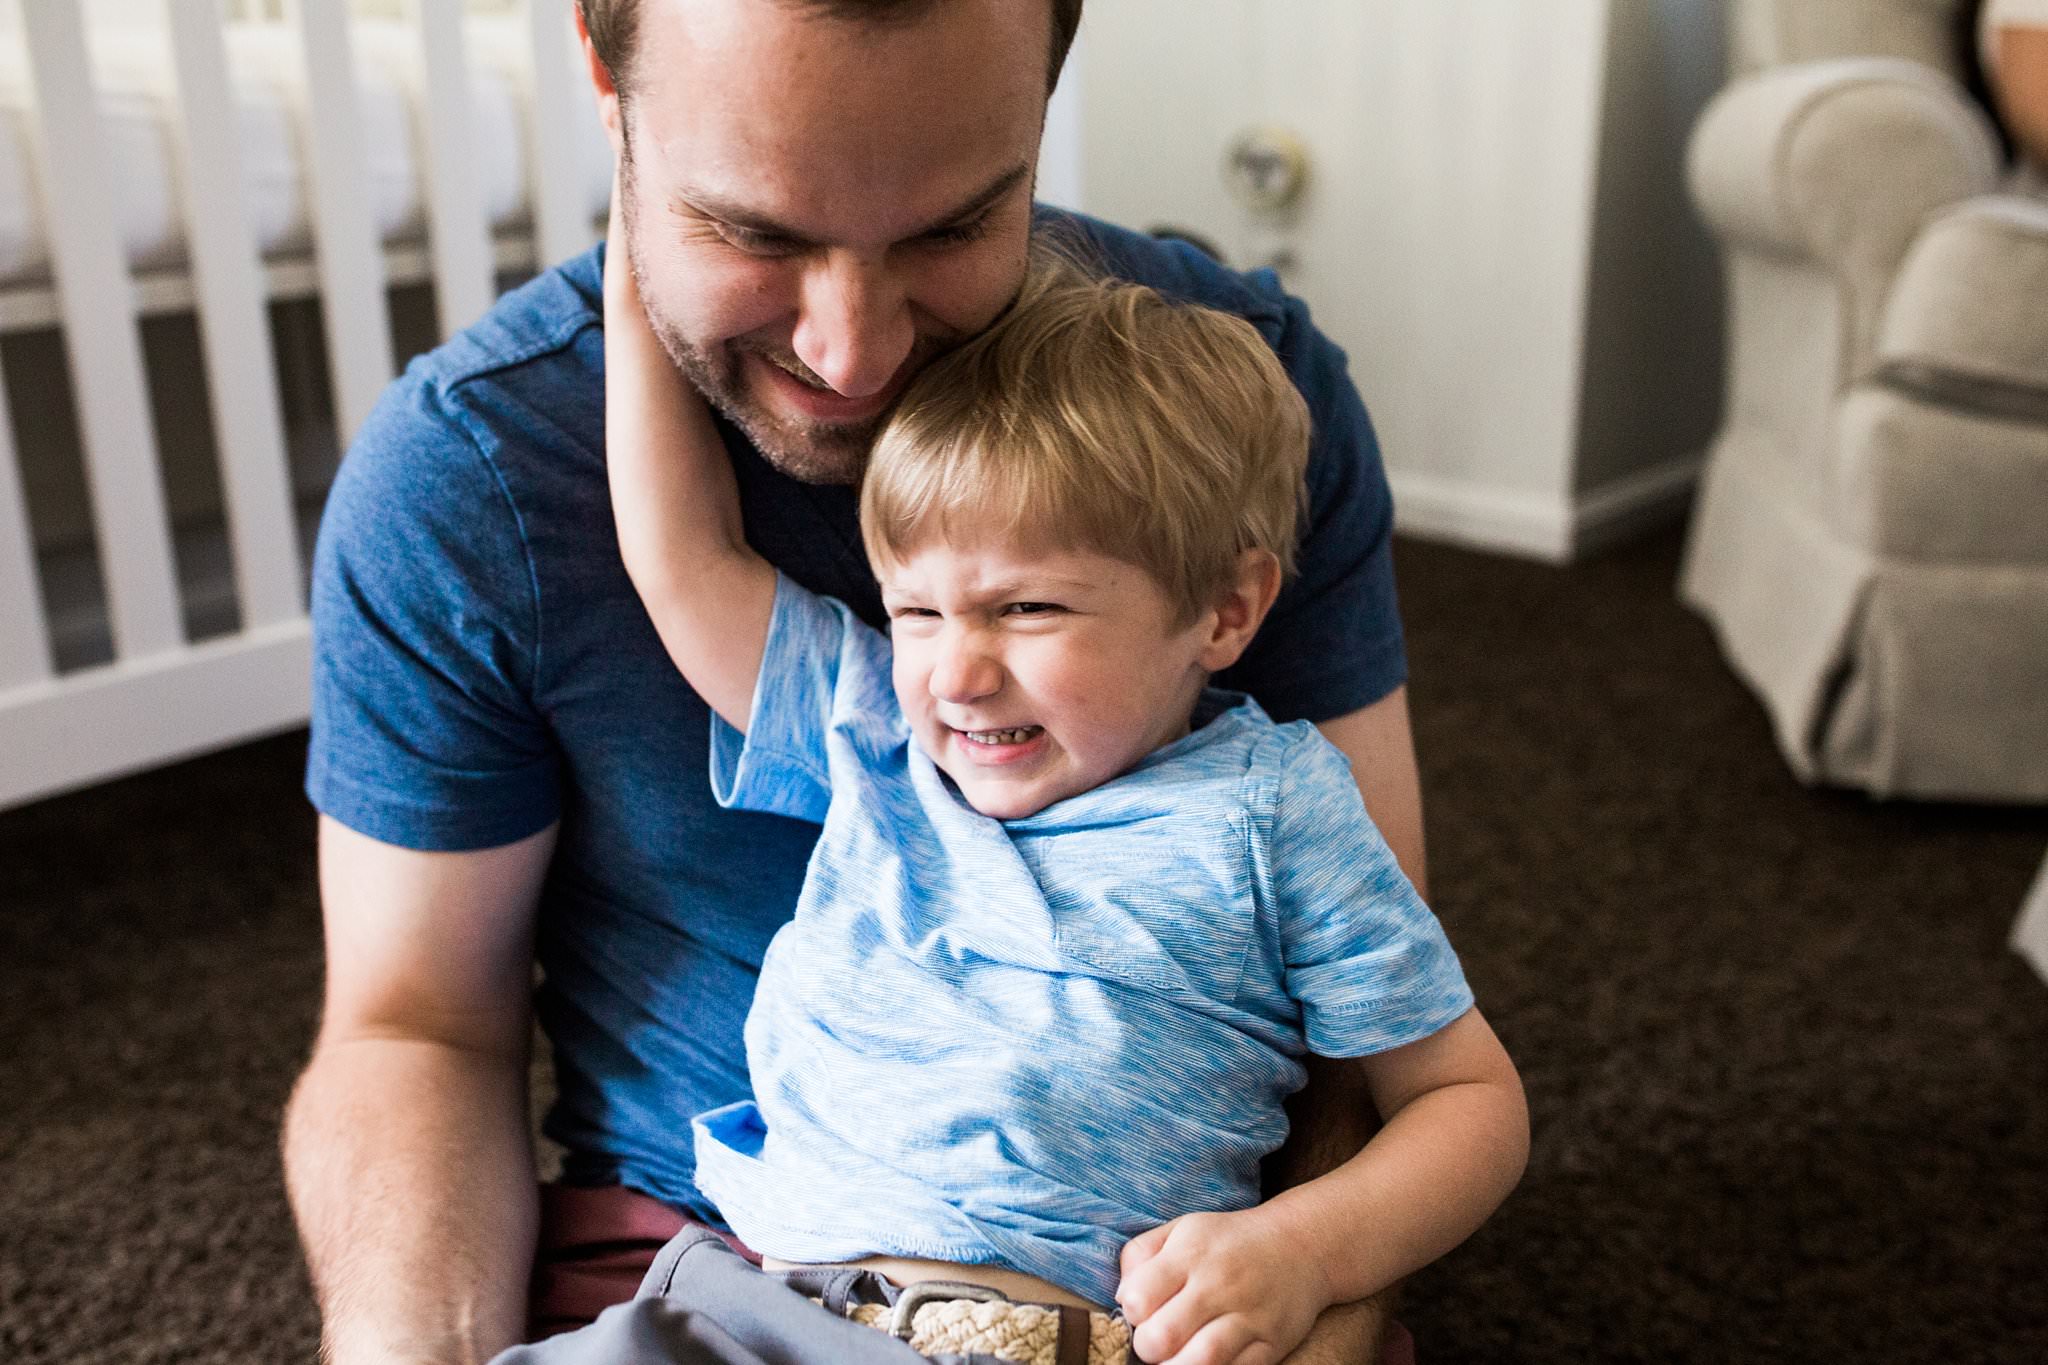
[1161,1315,1269,1365]
[1115,1256,1185,1326]
[607,164,628,254]
[1119,1223,1169,1275]
[1128,1284,1209,1365]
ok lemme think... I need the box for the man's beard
[661,323,882,485]
[634,269,946,488]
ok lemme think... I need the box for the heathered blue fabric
[691,576,1473,1307]
[305,210,1410,1219]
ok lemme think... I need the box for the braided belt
[839,1279,1135,1365]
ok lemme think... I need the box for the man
[283,2,1430,1362]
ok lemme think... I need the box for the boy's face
[879,539,1224,820]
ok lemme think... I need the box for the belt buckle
[888,1279,1008,1341]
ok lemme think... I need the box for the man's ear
[576,3,627,158]
[1196,549,1283,674]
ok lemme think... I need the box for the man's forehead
[637,0,1051,84]
[630,0,1048,242]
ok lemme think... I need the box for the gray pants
[491,1226,1064,1365]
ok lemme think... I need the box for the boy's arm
[603,194,774,733]
[1117,1010,1528,1365]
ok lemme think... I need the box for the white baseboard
[1389,472,1574,562]
[1390,454,1701,563]
[2015,854,2048,989]
[1571,455,1706,557]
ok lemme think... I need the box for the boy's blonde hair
[860,263,1312,624]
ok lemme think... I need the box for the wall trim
[1570,454,1704,557]
[1388,471,1575,563]
[1390,453,1702,563]
[2015,856,2048,989]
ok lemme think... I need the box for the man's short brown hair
[859,262,1312,625]
[579,0,1084,100]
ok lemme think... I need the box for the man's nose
[929,630,1002,705]
[791,251,916,399]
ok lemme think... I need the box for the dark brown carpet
[4,525,2044,1363]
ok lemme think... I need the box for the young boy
[599,227,1527,1365]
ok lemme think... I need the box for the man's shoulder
[355,246,606,471]
[319,247,610,585]
[1034,206,1289,340]
[427,245,605,393]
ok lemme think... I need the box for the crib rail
[0,0,605,811]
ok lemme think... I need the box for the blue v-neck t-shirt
[305,210,1412,1219]
[691,576,1471,1306]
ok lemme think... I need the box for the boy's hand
[1116,1206,1332,1365]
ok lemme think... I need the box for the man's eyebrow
[673,164,1032,246]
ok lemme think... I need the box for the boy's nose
[929,635,1002,705]
[790,251,915,399]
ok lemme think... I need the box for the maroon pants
[526,1182,1417,1364]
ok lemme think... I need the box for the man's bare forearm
[1269,1055,1393,1364]
[284,1035,539,1365]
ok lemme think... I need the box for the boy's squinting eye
[1003,602,1063,617]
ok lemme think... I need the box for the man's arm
[1316,687,1426,898]
[1119,1012,1526,1365]
[1255,686,1426,1364]
[1992,23,2048,171]
[283,816,555,1365]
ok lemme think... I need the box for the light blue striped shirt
[690,575,1473,1306]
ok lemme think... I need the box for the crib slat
[409,0,496,338]
[526,0,601,268]
[18,2,185,661]
[0,351,56,689]
[287,0,396,443]
[163,0,304,630]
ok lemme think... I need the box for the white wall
[1574,0,1726,499]
[1073,0,1727,561]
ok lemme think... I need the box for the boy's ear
[577,4,627,158]
[1197,549,1283,673]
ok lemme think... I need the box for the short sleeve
[1270,731,1473,1057]
[708,573,896,823]
[1217,288,1406,723]
[306,372,560,851]
[1051,212,1407,726]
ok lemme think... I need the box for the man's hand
[1116,1206,1331,1365]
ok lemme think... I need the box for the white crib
[0,0,612,810]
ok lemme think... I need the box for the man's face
[602,0,1049,484]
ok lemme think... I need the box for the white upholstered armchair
[1682,0,2048,802]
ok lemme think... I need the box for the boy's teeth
[965,726,1040,745]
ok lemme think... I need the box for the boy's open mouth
[958,726,1043,747]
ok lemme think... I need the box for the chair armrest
[1688,59,2001,364]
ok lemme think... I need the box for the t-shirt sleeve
[708,572,895,824]
[1054,213,1406,726]
[1217,284,1407,724]
[1270,729,1473,1057]
[305,375,560,851]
